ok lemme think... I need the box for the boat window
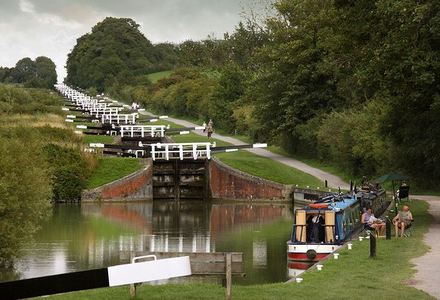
[295,210,307,242]
[324,211,335,243]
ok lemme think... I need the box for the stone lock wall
[208,158,294,201]
[82,159,153,201]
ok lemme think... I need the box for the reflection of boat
[287,188,387,267]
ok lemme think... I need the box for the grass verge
[216,151,325,187]
[86,157,143,189]
[170,132,325,187]
[147,70,173,83]
[83,135,115,144]
[42,200,432,299]
[268,146,354,184]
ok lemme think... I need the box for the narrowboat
[287,188,387,267]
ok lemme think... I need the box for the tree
[249,0,343,152]
[0,131,52,268]
[211,65,245,131]
[2,57,57,88]
[34,56,57,88]
[66,17,161,92]
[11,57,35,83]
[0,67,12,82]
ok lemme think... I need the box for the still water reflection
[4,201,296,284]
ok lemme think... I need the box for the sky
[0,0,266,81]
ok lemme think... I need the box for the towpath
[142,112,440,297]
[141,112,349,190]
[136,109,440,296]
[410,195,440,299]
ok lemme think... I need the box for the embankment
[208,157,294,201]
[82,159,153,201]
[82,157,330,202]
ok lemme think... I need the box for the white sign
[107,256,191,287]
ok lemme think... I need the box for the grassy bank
[86,157,143,189]
[146,70,173,83]
[43,200,432,299]
[169,132,325,188]
[216,151,325,187]
[269,146,354,183]
[83,135,115,144]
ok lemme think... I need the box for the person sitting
[362,207,385,236]
[397,182,410,202]
[393,205,413,237]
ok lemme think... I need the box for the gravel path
[143,113,349,190]
[139,109,439,296]
[410,196,440,299]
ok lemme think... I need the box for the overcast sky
[0,0,266,81]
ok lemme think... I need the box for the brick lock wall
[209,158,292,201]
[82,159,153,201]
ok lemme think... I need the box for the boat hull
[287,244,341,262]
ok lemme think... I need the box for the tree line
[0,56,57,89]
[66,1,440,187]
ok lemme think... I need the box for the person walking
[206,119,214,139]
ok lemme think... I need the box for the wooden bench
[127,252,244,300]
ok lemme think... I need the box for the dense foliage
[0,84,95,267]
[252,0,440,185]
[66,17,175,92]
[66,2,440,186]
[0,128,52,268]
[0,56,57,89]
[147,0,440,185]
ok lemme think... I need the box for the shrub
[43,144,91,202]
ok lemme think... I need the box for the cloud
[0,0,266,81]
[19,0,34,13]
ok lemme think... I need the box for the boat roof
[300,194,358,212]
[329,195,358,211]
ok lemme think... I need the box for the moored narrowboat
[287,187,387,266]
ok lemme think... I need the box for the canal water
[1,201,297,284]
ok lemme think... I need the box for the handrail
[132,255,157,264]
[151,142,212,161]
[120,125,166,138]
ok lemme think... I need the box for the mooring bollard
[369,232,376,258]
[386,218,391,240]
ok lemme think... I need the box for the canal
[1,201,297,284]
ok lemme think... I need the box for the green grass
[83,135,115,144]
[146,110,253,144]
[41,200,432,300]
[171,132,231,147]
[268,146,353,184]
[214,128,253,144]
[86,157,143,189]
[168,126,323,187]
[216,151,325,187]
[147,70,173,83]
